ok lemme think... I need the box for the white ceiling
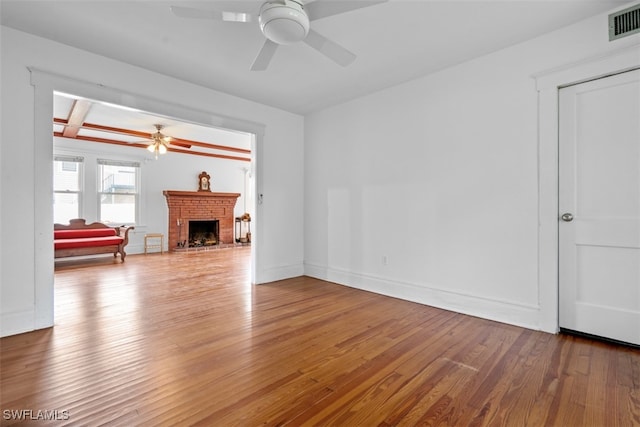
[0,0,630,115]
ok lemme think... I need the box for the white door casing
[559,69,640,345]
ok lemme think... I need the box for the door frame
[534,44,640,333]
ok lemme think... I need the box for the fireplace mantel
[163,190,241,199]
[163,190,240,250]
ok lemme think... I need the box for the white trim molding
[0,308,38,337]
[305,263,542,330]
[258,262,305,285]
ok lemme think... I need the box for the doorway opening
[32,68,264,330]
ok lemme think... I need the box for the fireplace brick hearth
[163,190,240,251]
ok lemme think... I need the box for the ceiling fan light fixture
[146,124,170,158]
[147,141,167,159]
[259,0,309,45]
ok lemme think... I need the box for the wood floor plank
[1,247,639,426]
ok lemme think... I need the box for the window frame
[53,155,84,223]
[97,159,141,225]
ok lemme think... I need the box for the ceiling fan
[170,0,387,71]
[145,124,173,158]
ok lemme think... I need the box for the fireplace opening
[188,220,219,247]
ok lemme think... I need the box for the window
[98,159,140,224]
[53,156,83,223]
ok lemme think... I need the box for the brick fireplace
[163,190,240,251]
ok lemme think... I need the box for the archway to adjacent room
[31,69,264,330]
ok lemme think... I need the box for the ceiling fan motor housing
[259,0,309,45]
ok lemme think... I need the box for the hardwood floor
[1,248,639,426]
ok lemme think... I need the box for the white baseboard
[256,262,305,285]
[304,263,544,332]
[1,308,37,337]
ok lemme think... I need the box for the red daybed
[54,219,134,261]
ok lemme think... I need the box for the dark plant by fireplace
[188,220,219,247]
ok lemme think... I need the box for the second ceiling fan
[170,0,386,71]
[136,124,179,158]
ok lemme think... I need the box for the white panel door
[559,69,640,346]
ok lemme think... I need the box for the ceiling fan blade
[305,0,387,21]
[166,138,192,149]
[303,29,356,67]
[251,39,279,71]
[170,6,254,22]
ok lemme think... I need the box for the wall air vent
[609,3,640,41]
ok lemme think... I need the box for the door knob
[561,213,574,222]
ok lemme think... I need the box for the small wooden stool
[144,233,164,254]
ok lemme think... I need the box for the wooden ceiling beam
[62,99,92,138]
[164,136,250,154]
[53,132,251,162]
[53,118,251,154]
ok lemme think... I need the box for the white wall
[54,137,251,254]
[304,7,640,331]
[1,27,304,337]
